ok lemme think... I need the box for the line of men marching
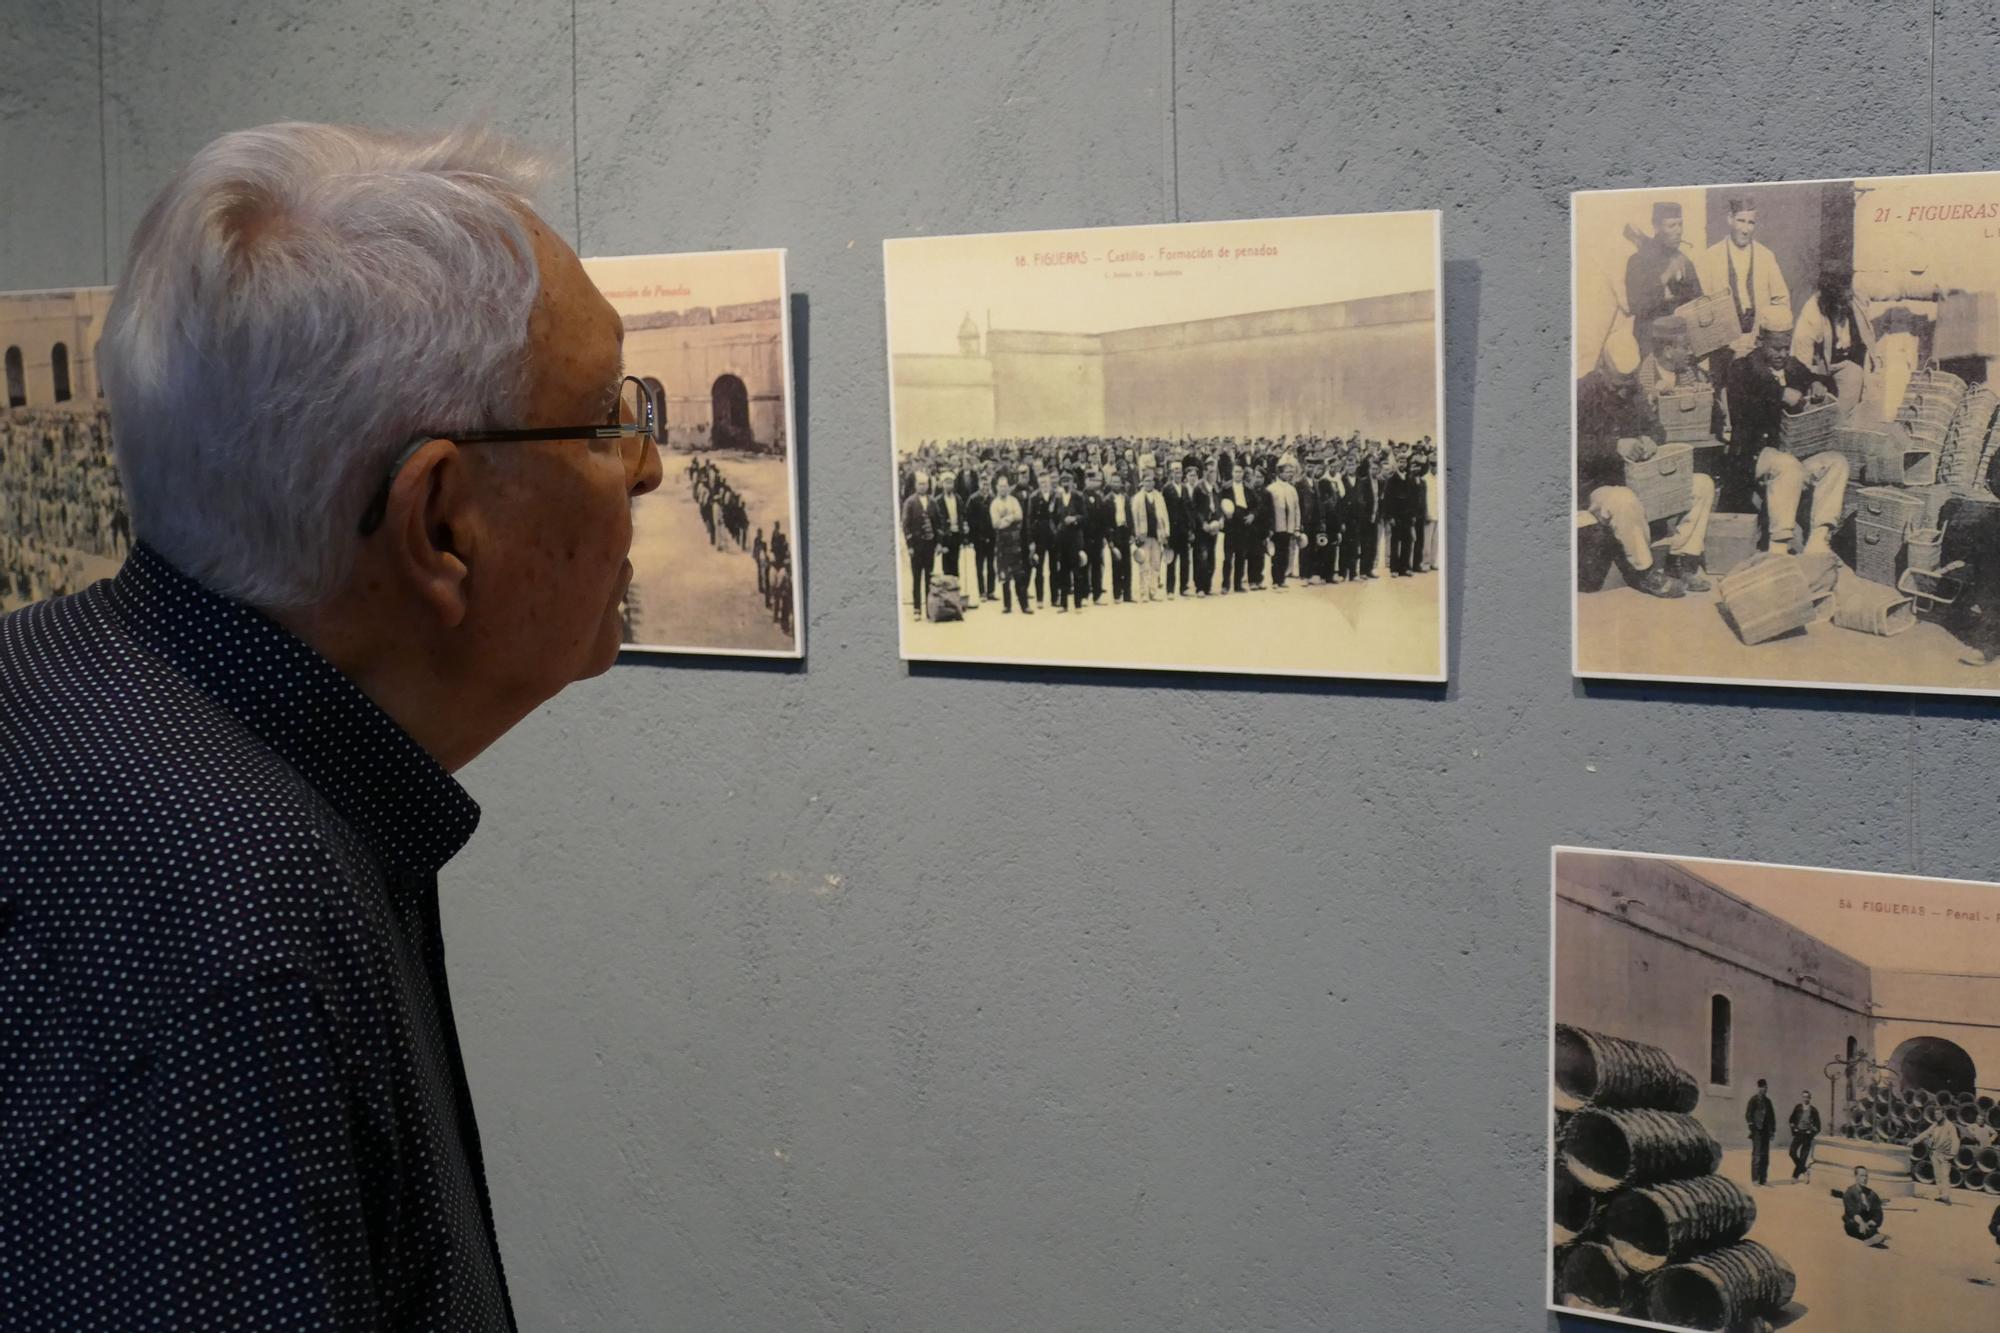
[900,441,1439,618]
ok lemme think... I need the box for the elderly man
[0,124,662,1329]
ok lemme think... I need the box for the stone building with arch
[1554,850,2000,1151]
[0,287,114,409]
[891,290,1437,453]
[622,298,787,454]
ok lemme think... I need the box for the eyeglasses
[358,375,658,534]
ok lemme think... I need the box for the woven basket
[1673,292,1740,359]
[1718,555,1815,645]
[1654,387,1711,444]
[1778,400,1838,457]
[1832,573,1916,636]
[1624,444,1697,523]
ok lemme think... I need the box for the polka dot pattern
[0,543,516,1330]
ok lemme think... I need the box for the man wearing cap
[1267,455,1302,588]
[1638,315,1703,398]
[1626,201,1703,360]
[1746,1078,1777,1186]
[1576,341,1716,597]
[1724,315,1850,554]
[1131,462,1171,603]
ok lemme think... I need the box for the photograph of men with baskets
[883,211,1445,681]
[1550,847,2000,1333]
[1573,172,2000,694]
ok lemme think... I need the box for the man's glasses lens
[618,377,656,473]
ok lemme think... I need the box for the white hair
[100,122,550,608]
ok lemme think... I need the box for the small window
[51,343,71,402]
[4,346,23,408]
[1709,995,1733,1086]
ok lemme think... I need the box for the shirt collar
[106,543,480,878]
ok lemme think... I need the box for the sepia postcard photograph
[1573,170,2000,696]
[883,211,1445,680]
[0,286,126,615]
[1549,847,2000,1333]
[582,249,802,657]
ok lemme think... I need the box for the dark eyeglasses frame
[358,375,657,534]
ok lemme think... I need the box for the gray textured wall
[5,1,1997,1328]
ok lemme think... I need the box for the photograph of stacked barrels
[1551,848,2000,1333]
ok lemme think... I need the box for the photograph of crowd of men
[581,249,801,657]
[895,432,1438,605]
[1574,172,2000,693]
[1551,849,2000,1333]
[885,213,1445,679]
[1,287,129,614]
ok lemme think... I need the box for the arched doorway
[51,343,71,402]
[711,373,750,452]
[4,346,23,408]
[1889,1035,1976,1095]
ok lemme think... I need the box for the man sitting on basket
[1723,312,1851,556]
[1576,325,1717,597]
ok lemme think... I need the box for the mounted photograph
[1573,170,2000,695]
[883,211,1445,680]
[0,285,127,614]
[582,248,801,657]
[1549,847,2000,1333]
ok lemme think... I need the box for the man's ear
[381,438,476,628]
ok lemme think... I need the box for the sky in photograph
[582,248,785,318]
[1687,857,1999,974]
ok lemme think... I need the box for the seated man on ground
[1724,317,1851,556]
[1842,1167,1887,1247]
[1576,329,1716,597]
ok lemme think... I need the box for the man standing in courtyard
[1789,1089,1821,1181]
[1745,1078,1776,1186]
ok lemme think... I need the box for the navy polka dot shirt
[0,544,516,1330]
